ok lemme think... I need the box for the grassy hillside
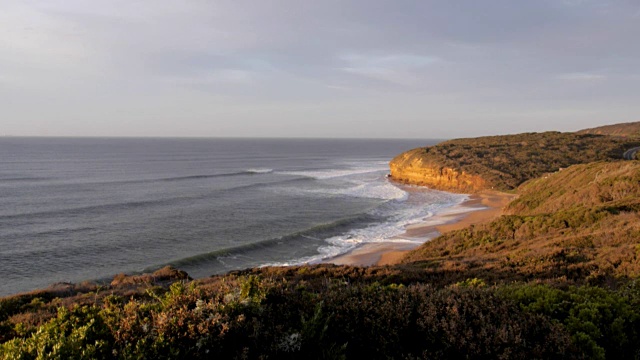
[578,121,640,138]
[390,131,639,191]
[403,161,640,283]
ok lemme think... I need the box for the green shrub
[0,305,112,360]
[501,284,640,359]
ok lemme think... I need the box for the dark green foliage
[1,305,113,360]
[502,283,640,360]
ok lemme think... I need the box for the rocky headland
[390,130,640,192]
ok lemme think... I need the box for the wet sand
[326,191,516,266]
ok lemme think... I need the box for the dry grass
[402,161,640,285]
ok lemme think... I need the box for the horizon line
[0,134,449,141]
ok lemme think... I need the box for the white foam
[271,164,408,201]
[263,190,468,267]
[301,181,409,201]
[260,160,471,267]
[279,166,387,180]
[342,182,408,201]
[245,168,274,174]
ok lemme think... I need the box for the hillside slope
[578,121,640,138]
[402,161,640,283]
[390,131,639,192]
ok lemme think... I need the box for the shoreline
[325,190,515,267]
[1,190,514,299]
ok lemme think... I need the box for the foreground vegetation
[4,266,640,359]
[2,124,640,359]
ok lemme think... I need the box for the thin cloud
[338,53,440,85]
[163,69,255,86]
[557,72,607,81]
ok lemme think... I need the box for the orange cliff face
[388,148,488,193]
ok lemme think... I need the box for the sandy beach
[326,190,516,266]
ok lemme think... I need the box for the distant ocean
[0,137,466,296]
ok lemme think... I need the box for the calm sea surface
[0,137,465,296]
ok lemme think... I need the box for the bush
[0,277,580,359]
[0,305,113,360]
[501,283,640,359]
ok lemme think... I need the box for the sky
[1,0,639,139]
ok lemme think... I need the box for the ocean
[0,137,466,296]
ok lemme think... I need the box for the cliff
[389,131,639,192]
[389,148,487,192]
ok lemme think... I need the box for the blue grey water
[0,137,465,297]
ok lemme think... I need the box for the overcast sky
[1,1,639,138]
